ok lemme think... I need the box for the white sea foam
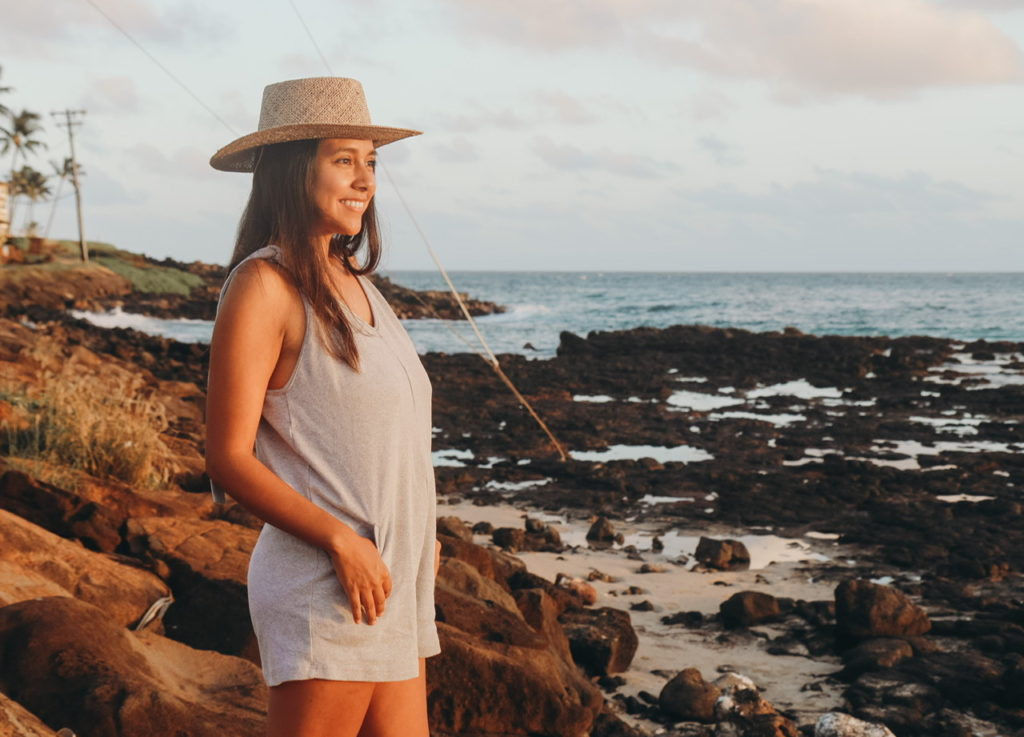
[709,411,805,426]
[573,394,615,403]
[70,307,213,343]
[666,389,744,411]
[935,493,995,503]
[570,444,714,464]
[432,448,474,467]
[747,379,844,400]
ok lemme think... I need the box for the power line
[80,0,237,136]
[288,0,333,74]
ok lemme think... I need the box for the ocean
[71,271,1024,356]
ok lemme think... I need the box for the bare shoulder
[218,257,301,318]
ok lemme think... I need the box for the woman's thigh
[357,658,429,737]
[267,677,375,737]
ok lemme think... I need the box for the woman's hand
[327,531,392,625]
[434,539,441,576]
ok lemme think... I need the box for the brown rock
[0,509,169,628]
[658,668,721,722]
[841,638,915,677]
[586,516,618,543]
[0,469,209,553]
[0,692,60,737]
[0,596,266,737]
[124,516,258,660]
[438,534,526,586]
[720,591,782,628]
[695,536,751,571]
[513,587,573,661]
[435,558,547,649]
[427,622,602,736]
[835,579,931,644]
[559,606,639,676]
[493,526,527,552]
[437,515,473,542]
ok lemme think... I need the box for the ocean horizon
[72,270,1024,356]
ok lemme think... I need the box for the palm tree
[10,166,51,236]
[44,157,80,238]
[2,111,47,229]
[1,109,47,178]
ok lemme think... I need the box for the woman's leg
[267,678,376,737]
[356,658,429,737]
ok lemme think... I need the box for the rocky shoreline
[0,300,1020,735]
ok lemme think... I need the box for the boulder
[559,607,639,676]
[124,516,258,660]
[720,591,782,628]
[493,526,527,552]
[0,469,210,553]
[513,587,573,661]
[695,536,751,571]
[0,596,266,737]
[439,534,526,586]
[434,558,546,649]
[713,678,799,737]
[841,638,914,678]
[835,580,931,644]
[437,515,473,542]
[586,516,621,544]
[815,712,896,737]
[658,668,720,722]
[427,622,603,736]
[0,693,60,737]
[0,508,169,628]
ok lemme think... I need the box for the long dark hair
[229,139,381,370]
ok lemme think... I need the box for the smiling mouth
[341,200,366,210]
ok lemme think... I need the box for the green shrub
[93,255,202,296]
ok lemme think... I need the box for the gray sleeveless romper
[211,245,441,685]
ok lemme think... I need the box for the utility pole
[51,109,88,263]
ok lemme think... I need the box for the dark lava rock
[587,516,619,544]
[559,607,639,677]
[658,667,721,722]
[720,591,783,628]
[696,536,751,571]
[841,638,915,678]
[492,527,527,552]
[835,579,931,645]
[662,611,705,628]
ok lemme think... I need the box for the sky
[2,0,1024,272]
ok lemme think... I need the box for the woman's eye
[368,160,377,170]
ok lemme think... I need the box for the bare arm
[205,260,391,623]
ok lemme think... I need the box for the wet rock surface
[1,308,1023,734]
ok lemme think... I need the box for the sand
[439,497,863,730]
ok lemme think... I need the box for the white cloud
[534,136,676,178]
[443,0,1024,100]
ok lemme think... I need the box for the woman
[204,77,441,737]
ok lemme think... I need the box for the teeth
[341,200,365,208]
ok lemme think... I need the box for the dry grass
[1,369,181,489]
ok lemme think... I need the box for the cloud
[534,136,676,178]
[428,136,481,164]
[532,90,599,125]
[687,168,995,216]
[80,77,141,114]
[442,0,1024,100]
[697,136,743,166]
[0,0,230,56]
[125,143,211,180]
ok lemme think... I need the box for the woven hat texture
[210,77,420,172]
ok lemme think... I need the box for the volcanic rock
[559,606,639,676]
[835,579,931,645]
[720,591,782,628]
[695,536,751,571]
[0,692,60,737]
[841,638,915,678]
[0,508,169,628]
[815,712,897,737]
[658,668,721,722]
[0,596,266,737]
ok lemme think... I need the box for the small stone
[695,536,751,571]
[524,517,546,534]
[630,600,654,612]
[658,668,720,722]
[719,591,782,628]
[814,712,896,737]
[638,563,667,574]
[651,535,664,552]
[586,516,617,543]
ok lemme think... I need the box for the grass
[93,254,203,296]
[3,238,204,296]
[0,370,180,489]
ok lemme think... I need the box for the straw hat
[210,77,421,172]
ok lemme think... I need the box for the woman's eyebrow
[328,145,378,157]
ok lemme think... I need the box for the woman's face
[310,137,377,237]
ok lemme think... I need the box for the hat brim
[209,123,422,172]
